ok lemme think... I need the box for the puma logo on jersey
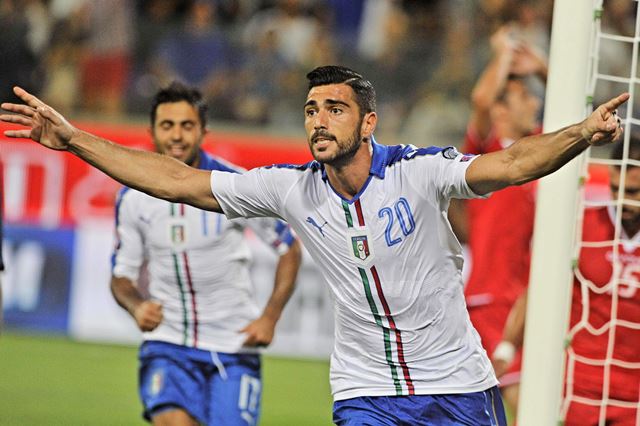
[306,216,328,237]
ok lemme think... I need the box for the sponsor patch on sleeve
[441,146,460,160]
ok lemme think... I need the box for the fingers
[1,102,36,117]
[38,105,63,126]
[0,113,33,127]
[243,335,269,348]
[4,129,32,139]
[602,92,630,113]
[13,86,46,110]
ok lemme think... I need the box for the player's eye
[305,109,316,117]
[330,107,342,114]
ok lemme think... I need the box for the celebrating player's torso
[212,141,497,400]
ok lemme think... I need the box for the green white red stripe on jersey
[170,203,200,347]
[341,199,415,395]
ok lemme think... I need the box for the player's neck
[324,144,372,199]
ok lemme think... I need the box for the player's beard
[310,122,363,167]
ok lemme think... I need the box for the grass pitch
[0,332,332,425]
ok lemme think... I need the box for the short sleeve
[210,167,291,220]
[407,147,485,201]
[112,189,145,281]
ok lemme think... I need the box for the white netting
[560,1,640,424]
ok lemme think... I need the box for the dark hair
[150,81,208,128]
[611,131,640,164]
[306,65,376,116]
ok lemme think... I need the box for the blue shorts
[138,340,261,425]
[333,386,506,425]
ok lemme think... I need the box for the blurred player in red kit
[448,24,547,414]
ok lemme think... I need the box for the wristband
[492,341,516,364]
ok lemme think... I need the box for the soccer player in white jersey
[1,65,628,425]
[112,82,302,426]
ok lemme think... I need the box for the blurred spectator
[322,0,365,55]
[452,24,547,417]
[153,0,235,119]
[79,0,134,117]
[128,0,182,112]
[244,0,322,68]
[24,0,54,57]
[234,29,291,124]
[0,0,558,137]
[40,4,86,113]
[0,1,42,102]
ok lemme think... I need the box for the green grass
[0,332,332,425]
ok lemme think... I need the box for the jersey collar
[196,149,214,170]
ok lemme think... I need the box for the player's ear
[361,112,377,139]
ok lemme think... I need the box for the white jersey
[112,151,295,353]
[211,141,497,400]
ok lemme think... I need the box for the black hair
[150,81,208,128]
[306,65,376,116]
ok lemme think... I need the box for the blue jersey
[211,140,497,401]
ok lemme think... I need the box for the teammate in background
[495,138,640,425]
[0,65,626,425]
[448,24,547,414]
[110,82,302,425]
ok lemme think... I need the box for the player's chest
[297,188,431,266]
[138,201,234,249]
[579,244,640,300]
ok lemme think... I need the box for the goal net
[520,1,640,425]
[560,0,640,424]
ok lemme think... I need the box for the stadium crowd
[1,0,555,146]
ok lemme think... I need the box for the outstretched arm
[466,93,629,195]
[1,87,222,212]
[241,239,302,347]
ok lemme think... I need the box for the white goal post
[518,1,594,424]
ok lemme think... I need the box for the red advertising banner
[0,122,312,226]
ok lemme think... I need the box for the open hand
[0,86,76,150]
[582,93,630,146]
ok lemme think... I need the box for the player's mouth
[311,132,336,149]
[168,145,186,157]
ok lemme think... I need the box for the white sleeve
[411,147,485,201]
[111,189,145,281]
[210,167,289,220]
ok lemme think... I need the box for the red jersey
[567,206,640,403]
[462,128,536,309]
